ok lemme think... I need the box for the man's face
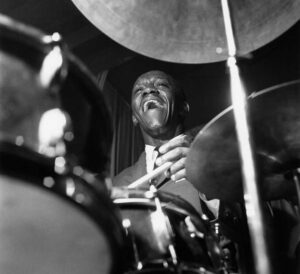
[131,71,182,137]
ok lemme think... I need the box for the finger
[159,134,191,154]
[156,147,189,166]
[164,168,171,178]
[171,169,186,182]
[169,157,186,174]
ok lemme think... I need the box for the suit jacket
[112,151,203,214]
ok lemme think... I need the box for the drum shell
[113,188,222,273]
[0,142,125,274]
[0,14,112,174]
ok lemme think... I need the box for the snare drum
[112,188,223,274]
[0,142,124,274]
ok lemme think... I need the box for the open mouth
[142,99,164,112]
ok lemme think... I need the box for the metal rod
[149,185,178,266]
[220,1,271,274]
[293,169,300,210]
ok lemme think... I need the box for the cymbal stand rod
[293,169,300,211]
[220,1,271,274]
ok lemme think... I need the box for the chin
[144,124,170,138]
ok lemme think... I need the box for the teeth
[143,100,163,111]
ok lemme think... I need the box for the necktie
[145,146,166,187]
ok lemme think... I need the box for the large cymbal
[70,0,300,63]
[186,80,300,201]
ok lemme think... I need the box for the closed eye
[157,82,169,89]
[134,87,143,94]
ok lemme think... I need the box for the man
[112,70,203,212]
[112,70,242,272]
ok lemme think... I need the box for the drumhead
[0,143,125,274]
[0,174,111,274]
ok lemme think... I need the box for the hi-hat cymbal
[186,80,300,201]
[70,0,300,63]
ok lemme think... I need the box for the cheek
[131,99,140,113]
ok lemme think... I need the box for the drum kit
[0,1,300,274]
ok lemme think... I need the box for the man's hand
[155,134,193,182]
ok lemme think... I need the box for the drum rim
[112,187,204,219]
[123,263,217,274]
[113,197,198,219]
[0,141,125,274]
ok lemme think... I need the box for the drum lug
[184,216,205,239]
[122,218,143,271]
[40,32,68,93]
[38,109,73,158]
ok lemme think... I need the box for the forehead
[133,71,174,86]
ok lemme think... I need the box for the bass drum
[0,142,125,274]
[112,188,223,274]
[0,13,112,175]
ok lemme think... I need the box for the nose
[143,87,159,96]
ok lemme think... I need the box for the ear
[132,115,138,126]
[179,101,189,120]
[183,101,190,114]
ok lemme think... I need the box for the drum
[112,188,223,274]
[0,142,124,274]
[0,14,125,274]
[0,13,112,175]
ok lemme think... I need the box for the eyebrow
[135,76,170,88]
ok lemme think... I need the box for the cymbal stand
[220,1,271,273]
[293,169,300,213]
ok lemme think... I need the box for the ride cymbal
[70,0,300,63]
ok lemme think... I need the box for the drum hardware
[122,218,144,271]
[150,184,179,268]
[221,1,270,272]
[292,169,300,207]
[39,32,67,91]
[209,221,238,274]
[212,223,220,238]
[38,108,73,158]
[182,217,230,273]
[185,216,205,239]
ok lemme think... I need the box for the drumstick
[128,161,172,189]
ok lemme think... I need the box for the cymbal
[186,80,300,201]
[70,0,300,63]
